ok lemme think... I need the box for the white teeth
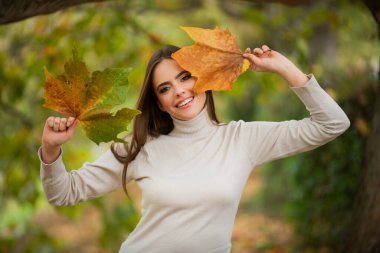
[178,97,194,107]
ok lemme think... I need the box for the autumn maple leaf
[172,26,250,94]
[43,48,140,145]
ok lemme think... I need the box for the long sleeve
[239,75,350,167]
[38,144,131,206]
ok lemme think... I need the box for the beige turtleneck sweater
[39,75,350,253]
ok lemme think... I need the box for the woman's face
[152,59,206,121]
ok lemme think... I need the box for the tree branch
[0,0,110,25]
[242,0,312,6]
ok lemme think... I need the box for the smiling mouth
[176,97,194,108]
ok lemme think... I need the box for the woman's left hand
[242,45,291,73]
[243,45,309,87]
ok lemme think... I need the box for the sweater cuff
[38,147,67,179]
[290,74,330,111]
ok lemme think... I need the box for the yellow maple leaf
[172,26,250,93]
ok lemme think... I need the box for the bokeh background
[1,0,379,252]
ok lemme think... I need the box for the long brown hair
[111,45,219,196]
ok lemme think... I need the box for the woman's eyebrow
[175,70,189,79]
[156,81,169,91]
[156,71,190,91]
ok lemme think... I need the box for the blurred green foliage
[0,0,378,252]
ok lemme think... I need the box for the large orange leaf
[172,27,250,93]
[43,48,140,145]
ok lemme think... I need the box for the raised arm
[239,46,350,167]
[39,117,128,206]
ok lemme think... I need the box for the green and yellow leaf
[43,48,140,145]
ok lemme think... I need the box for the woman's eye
[181,74,191,81]
[159,86,170,94]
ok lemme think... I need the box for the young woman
[39,45,350,253]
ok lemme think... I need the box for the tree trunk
[347,1,380,252]
[0,0,108,25]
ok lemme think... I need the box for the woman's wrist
[276,61,308,87]
[41,143,61,164]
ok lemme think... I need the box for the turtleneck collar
[169,106,217,137]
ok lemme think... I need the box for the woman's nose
[173,83,186,95]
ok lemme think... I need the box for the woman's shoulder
[217,120,264,138]
[135,135,162,155]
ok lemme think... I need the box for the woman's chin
[172,107,202,121]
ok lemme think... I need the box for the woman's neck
[169,107,217,137]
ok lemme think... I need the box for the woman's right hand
[41,116,77,163]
